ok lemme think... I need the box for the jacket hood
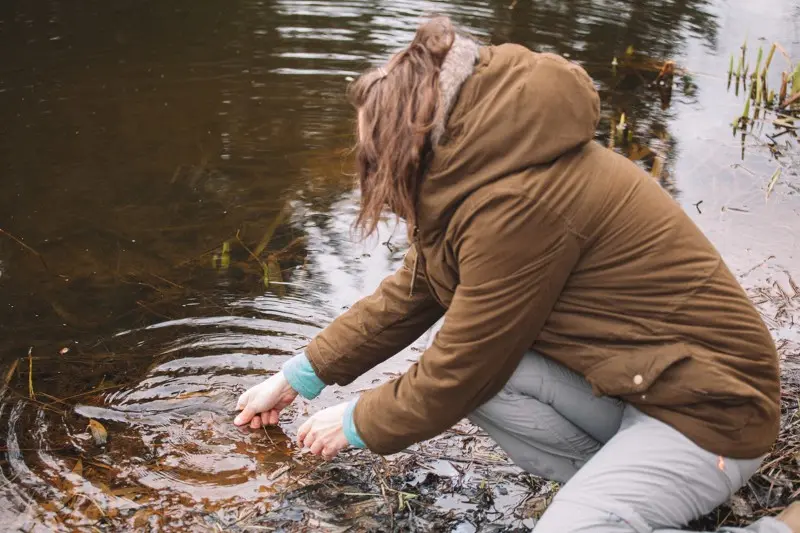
[418,43,601,234]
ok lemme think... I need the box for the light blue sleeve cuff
[343,398,367,449]
[282,351,326,400]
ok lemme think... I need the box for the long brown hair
[347,16,456,238]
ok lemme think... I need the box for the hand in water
[297,402,349,460]
[234,371,298,429]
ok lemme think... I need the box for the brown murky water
[0,0,798,531]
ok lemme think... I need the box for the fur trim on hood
[432,34,481,146]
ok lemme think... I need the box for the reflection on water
[0,0,795,530]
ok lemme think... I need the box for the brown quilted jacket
[306,44,781,459]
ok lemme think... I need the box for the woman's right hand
[234,371,299,429]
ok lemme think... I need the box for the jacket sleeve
[305,244,446,386]
[351,192,583,454]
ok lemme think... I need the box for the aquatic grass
[763,43,777,78]
[779,72,788,104]
[793,64,800,95]
[763,79,771,106]
[741,34,748,67]
[754,76,764,119]
[785,64,800,107]
[729,39,799,141]
[738,96,751,130]
[735,54,744,95]
[728,54,734,88]
[766,168,782,199]
[752,46,763,80]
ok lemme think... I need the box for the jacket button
[633,374,644,385]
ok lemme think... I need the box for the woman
[234,17,797,533]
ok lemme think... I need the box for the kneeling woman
[234,17,796,533]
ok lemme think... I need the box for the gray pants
[468,351,789,533]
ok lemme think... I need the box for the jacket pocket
[584,343,691,398]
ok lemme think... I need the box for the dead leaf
[518,495,550,519]
[307,519,349,533]
[133,508,155,529]
[72,458,83,476]
[173,390,211,401]
[657,60,675,78]
[627,143,654,162]
[87,419,108,446]
[729,494,754,517]
[111,486,144,499]
[345,497,385,518]
[83,497,106,521]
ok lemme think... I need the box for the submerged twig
[740,256,775,278]
[27,347,34,400]
[262,426,276,447]
[36,392,72,406]
[236,231,267,270]
[3,359,19,386]
[253,208,287,259]
[56,383,128,402]
[0,228,49,272]
[5,389,65,415]
[135,300,173,321]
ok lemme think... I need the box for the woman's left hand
[297,402,350,460]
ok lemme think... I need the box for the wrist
[343,398,366,449]
[273,370,296,393]
[282,351,326,400]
